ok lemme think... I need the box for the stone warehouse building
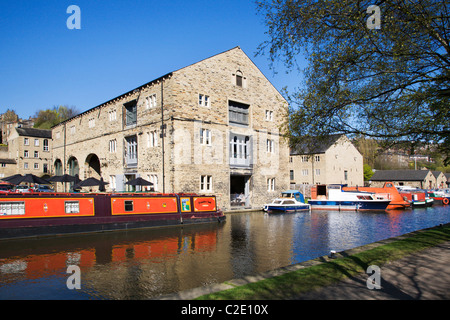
[289,134,364,187]
[52,47,289,210]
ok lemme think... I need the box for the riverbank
[159,223,450,300]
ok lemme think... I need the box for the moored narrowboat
[0,192,225,239]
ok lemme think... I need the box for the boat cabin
[281,190,305,203]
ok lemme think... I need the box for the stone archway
[54,159,63,176]
[85,154,101,179]
[67,156,79,177]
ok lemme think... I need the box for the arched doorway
[68,156,79,177]
[85,154,101,179]
[54,159,63,176]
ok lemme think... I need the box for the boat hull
[308,200,391,211]
[264,204,310,212]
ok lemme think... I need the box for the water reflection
[0,206,449,299]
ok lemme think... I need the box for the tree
[34,105,79,129]
[256,0,450,163]
[1,109,19,122]
[363,164,375,181]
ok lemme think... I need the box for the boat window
[357,196,373,200]
[65,201,80,214]
[273,200,282,204]
[0,201,25,216]
[125,200,134,212]
[283,200,295,204]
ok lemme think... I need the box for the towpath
[294,240,450,300]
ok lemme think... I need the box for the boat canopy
[281,190,305,203]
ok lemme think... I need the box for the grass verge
[196,223,450,300]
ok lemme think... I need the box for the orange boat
[343,182,410,210]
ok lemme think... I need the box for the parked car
[0,184,13,193]
[13,185,32,193]
[34,185,54,192]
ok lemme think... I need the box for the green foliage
[33,105,79,129]
[257,0,450,163]
[363,164,374,180]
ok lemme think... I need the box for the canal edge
[155,223,450,300]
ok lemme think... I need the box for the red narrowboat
[0,192,225,239]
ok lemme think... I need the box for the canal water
[0,205,449,299]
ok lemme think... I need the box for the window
[199,94,210,107]
[65,201,80,214]
[200,175,212,192]
[1,163,6,168]
[302,169,309,176]
[344,170,348,181]
[229,100,249,126]
[290,170,294,180]
[124,100,137,127]
[109,139,117,153]
[88,118,95,128]
[147,131,158,147]
[315,169,321,176]
[24,138,29,145]
[24,150,29,158]
[146,94,157,109]
[266,139,274,153]
[109,175,116,190]
[147,174,158,191]
[24,162,29,169]
[109,109,117,121]
[70,125,76,134]
[55,132,61,140]
[34,163,39,170]
[34,151,39,158]
[124,200,134,212]
[34,139,39,147]
[289,157,293,163]
[302,156,309,162]
[43,163,48,173]
[0,202,25,216]
[267,178,275,191]
[43,139,49,152]
[265,110,273,121]
[315,155,321,162]
[200,129,211,145]
[234,70,245,87]
[125,135,138,166]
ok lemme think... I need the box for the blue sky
[0,0,304,119]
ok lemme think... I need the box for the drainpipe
[161,79,165,193]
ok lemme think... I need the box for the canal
[0,205,449,299]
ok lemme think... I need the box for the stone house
[289,134,364,188]
[51,47,289,210]
[0,127,52,178]
[432,171,447,189]
[369,169,436,188]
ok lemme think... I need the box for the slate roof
[0,158,16,164]
[15,127,52,139]
[370,170,430,181]
[290,134,344,155]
